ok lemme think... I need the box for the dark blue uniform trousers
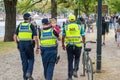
[66,45,82,78]
[41,47,57,80]
[19,41,34,80]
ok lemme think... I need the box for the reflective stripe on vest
[18,22,32,41]
[40,28,57,47]
[65,23,82,47]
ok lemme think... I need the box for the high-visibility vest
[18,22,32,41]
[40,28,57,47]
[65,23,82,47]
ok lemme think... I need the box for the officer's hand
[62,45,66,50]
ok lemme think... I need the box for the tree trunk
[84,6,89,17]
[4,0,17,42]
[51,0,57,18]
[74,9,78,19]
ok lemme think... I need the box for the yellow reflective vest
[65,23,82,47]
[18,22,32,41]
[40,28,57,47]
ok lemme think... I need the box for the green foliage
[58,0,97,16]
[8,0,13,1]
[58,0,77,9]
[16,0,120,15]
[101,0,120,14]
[17,0,32,13]
[17,0,50,13]
[107,0,120,14]
[32,1,51,13]
[80,0,97,14]
[57,7,68,14]
[0,1,4,11]
[16,0,98,15]
[17,0,43,13]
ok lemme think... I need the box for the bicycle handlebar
[84,41,96,48]
[86,41,96,43]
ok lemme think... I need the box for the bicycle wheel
[81,51,86,76]
[86,56,93,80]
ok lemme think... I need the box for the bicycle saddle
[84,48,91,52]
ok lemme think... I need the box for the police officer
[62,14,85,80]
[13,13,39,80]
[39,18,60,80]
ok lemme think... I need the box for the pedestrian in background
[39,18,61,80]
[62,14,85,80]
[116,18,120,47]
[109,16,113,29]
[49,18,61,61]
[31,18,37,28]
[114,16,119,42]
[13,13,40,80]
[102,16,108,45]
[50,18,61,35]
[31,18,40,37]
[62,21,66,28]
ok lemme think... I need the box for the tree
[4,0,17,42]
[58,0,98,17]
[0,1,4,12]
[3,0,44,42]
[51,0,57,18]
[58,0,78,17]
[17,0,44,13]
[107,0,120,14]
[17,0,57,18]
[80,0,97,17]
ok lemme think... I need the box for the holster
[17,41,19,49]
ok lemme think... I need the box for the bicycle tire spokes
[86,57,93,80]
[82,51,89,76]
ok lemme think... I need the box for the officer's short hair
[42,18,49,24]
[23,13,31,20]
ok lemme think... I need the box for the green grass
[0,41,17,54]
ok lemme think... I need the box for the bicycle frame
[81,41,96,80]
[82,49,93,80]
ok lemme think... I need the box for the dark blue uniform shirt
[14,22,37,38]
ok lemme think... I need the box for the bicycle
[81,41,96,80]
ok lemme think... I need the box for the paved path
[0,28,120,80]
